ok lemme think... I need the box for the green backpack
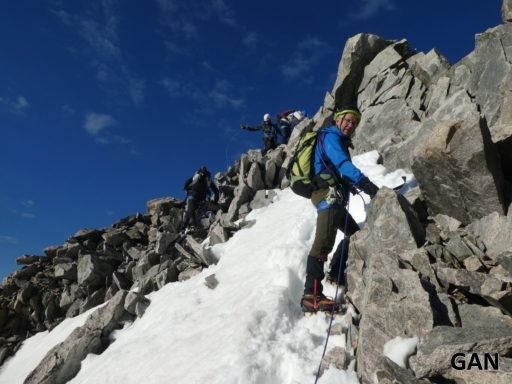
[286,131,318,198]
[287,130,343,198]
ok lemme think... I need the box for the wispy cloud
[162,76,244,112]
[347,0,396,22]
[0,95,30,114]
[61,104,76,117]
[128,78,146,106]
[0,235,18,245]
[14,96,30,113]
[10,210,36,219]
[51,2,146,106]
[156,0,238,43]
[210,0,237,26]
[207,80,244,110]
[281,37,331,80]
[11,200,36,219]
[80,18,122,62]
[242,32,259,49]
[84,112,117,135]
[21,200,35,207]
[202,61,214,71]
[83,112,136,153]
[156,1,201,40]
[161,77,181,96]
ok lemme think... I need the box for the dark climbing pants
[262,137,277,155]
[183,194,198,228]
[279,125,291,145]
[304,188,360,295]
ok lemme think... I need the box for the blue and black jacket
[312,126,366,195]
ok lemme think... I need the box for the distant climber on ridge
[241,113,280,155]
[182,166,219,231]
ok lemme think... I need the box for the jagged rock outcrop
[347,188,512,383]
[347,188,431,383]
[2,2,512,383]
[24,289,145,384]
[410,326,512,382]
[311,1,512,381]
[411,117,504,224]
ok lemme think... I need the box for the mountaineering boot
[301,294,340,313]
[304,256,326,295]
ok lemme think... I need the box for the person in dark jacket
[241,113,280,155]
[182,166,219,230]
[301,105,379,313]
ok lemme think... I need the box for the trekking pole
[313,193,351,384]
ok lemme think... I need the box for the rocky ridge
[2,1,512,383]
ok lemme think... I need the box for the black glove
[358,177,379,199]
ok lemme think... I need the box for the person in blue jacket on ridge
[301,105,379,313]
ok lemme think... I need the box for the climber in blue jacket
[301,105,379,313]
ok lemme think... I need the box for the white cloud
[161,77,181,96]
[156,0,238,42]
[84,113,117,135]
[347,0,396,22]
[207,80,244,110]
[83,113,135,153]
[128,77,146,106]
[156,0,199,39]
[61,104,76,117]
[202,61,214,71]
[162,77,244,111]
[0,235,18,244]
[211,0,237,26]
[242,32,259,48]
[52,3,146,107]
[53,5,121,62]
[14,96,30,112]
[9,200,36,219]
[80,18,122,61]
[0,95,30,114]
[10,209,36,219]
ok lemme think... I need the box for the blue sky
[0,0,502,281]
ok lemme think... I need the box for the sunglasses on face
[341,117,358,127]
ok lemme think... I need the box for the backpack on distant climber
[277,109,306,128]
[286,111,306,127]
[277,109,296,123]
[187,169,212,198]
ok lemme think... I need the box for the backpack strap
[315,131,345,188]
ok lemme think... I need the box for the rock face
[3,2,512,383]
[411,118,504,224]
